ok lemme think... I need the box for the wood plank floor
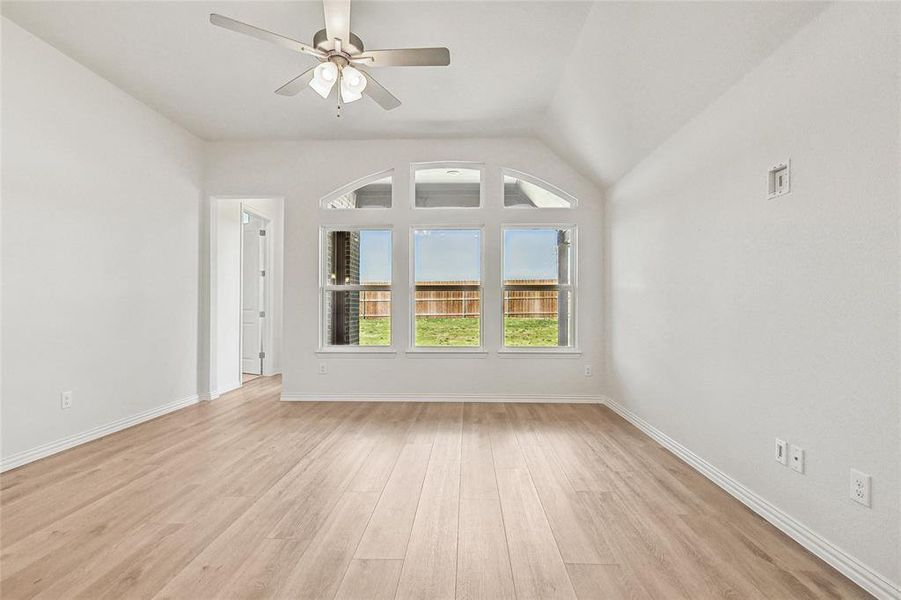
[0,376,870,599]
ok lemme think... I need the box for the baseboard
[0,393,200,472]
[281,392,603,404]
[217,381,242,396]
[601,395,900,600]
[198,382,246,401]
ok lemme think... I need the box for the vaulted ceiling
[2,1,826,186]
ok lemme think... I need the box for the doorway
[206,196,283,400]
[241,209,268,383]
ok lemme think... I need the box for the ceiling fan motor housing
[312,29,364,56]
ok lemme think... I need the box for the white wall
[606,3,900,592]
[204,138,605,400]
[1,19,204,466]
[213,196,284,395]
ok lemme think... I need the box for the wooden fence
[359,280,558,319]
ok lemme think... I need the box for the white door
[242,214,265,375]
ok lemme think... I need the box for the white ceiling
[1,1,592,140]
[2,0,826,186]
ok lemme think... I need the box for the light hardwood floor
[0,376,869,599]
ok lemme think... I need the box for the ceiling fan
[210,0,451,116]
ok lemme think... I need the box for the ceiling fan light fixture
[310,61,339,98]
[340,65,367,103]
[211,0,450,113]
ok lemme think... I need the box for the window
[503,226,575,348]
[322,171,392,209]
[503,169,576,208]
[320,228,392,348]
[412,228,482,348]
[413,163,482,208]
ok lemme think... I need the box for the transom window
[413,163,482,208]
[322,170,392,209]
[503,169,576,208]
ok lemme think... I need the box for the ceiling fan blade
[352,47,450,67]
[323,0,351,45]
[210,14,324,58]
[275,67,317,96]
[361,70,401,110]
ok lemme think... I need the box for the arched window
[502,168,576,208]
[321,170,393,209]
[318,163,581,354]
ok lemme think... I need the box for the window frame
[320,169,394,210]
[318,225,395,353]
[501,168,579,209]
[500,224,579,353]
[408,225,487,353]
[411,161,485,210]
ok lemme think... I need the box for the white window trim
[320,169,394,210]
[501,167,579,209]
[497,348,581,357]
[500,223,579,353]
[409,225,486,351]
[410,161,485,209]
[316,349,398,357]
[319,225,395,352]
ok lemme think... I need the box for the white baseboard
[281,392,602,404]
[217,381,242,396]
[0,393,200,472]
[602,395,900,600]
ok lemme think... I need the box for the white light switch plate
[60,391,73,409]
[790,445,804,473]
[775,439,787,465]
[768,160,791,199]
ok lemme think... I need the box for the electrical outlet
[789,445,804,473]
[318,363,327,375]
[850,469,871,507]
[584,365,593,377]
[60,391,73,409]
[775,439,787,465]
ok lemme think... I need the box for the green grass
[415,317,481,347]
[359,317,391,346]
[503,318,559,347]
[358,317,559,347]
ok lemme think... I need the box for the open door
[241,212,266,375]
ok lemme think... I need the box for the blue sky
[415,230,481,282]
[359,228,559,283]
[359,230,392,283]
[503,229,559,281]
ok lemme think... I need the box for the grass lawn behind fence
[358,317,558,347]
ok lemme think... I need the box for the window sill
[497,349,582,358]
[405,349,488,358]
[316,349,397,358]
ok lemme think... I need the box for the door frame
[239,205,272,380]
[203,195,283,401]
